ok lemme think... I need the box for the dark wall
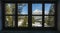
[57,0,60,31]
[0,2,2,31]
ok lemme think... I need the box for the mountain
[32,9,42,20]
[32,9,42,15]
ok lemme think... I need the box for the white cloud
[32,9,42,15]
[45,11,49,15]
[32,9,49,15]
[21,12,27,14]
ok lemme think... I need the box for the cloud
[32,9,42,15]
[32,9,49,15]
[45,11,49,15]
[21,12,28,14]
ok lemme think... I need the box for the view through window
[44,4,55,27]
[4,3,55,30]
[5,3,15,27]
[32,4,42,27]
[18,3,28,27]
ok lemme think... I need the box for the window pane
[32,16,42,27]
[18,16,28,27]
[45,4,55,15]
[18,3,28,15]
[5,3,15,14]
[32,4,42,15]
[44,16,54,27]
[5,16,15,27]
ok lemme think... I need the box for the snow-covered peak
[32,9,42,15]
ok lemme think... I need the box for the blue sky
[18,4,28,14]
[45,4,51,11]
[32,4,42,11]
[18,4,51,14]
[45,4,51,14]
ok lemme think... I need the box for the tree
[18,4,26,15]
[21,16,28,27]
[18,4,27,27]
[46,16,54,27]
[32,16,35,24]
[5,4,27,27]
[45,4,54,27]
[5,4,15,27]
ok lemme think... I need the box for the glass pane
[45,4,55,15]
[5,16,15,27]
[44,16,54,27]
[5,3,15,14]
[32,4,42,15]
[18,3,28,15]
[18,16,28,27]
[32,16,42,27]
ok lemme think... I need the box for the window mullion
[28,2,32,28]
[42,3,44,27]
[54,3,57,29]
[2,2,5,29]
[15,3,18,29]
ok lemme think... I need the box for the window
[2,0,57,30]
[32,4,42,27]
[5,3,15,15]
[18,3,28,27]
[44,4,55,27]
[5,3,15,27]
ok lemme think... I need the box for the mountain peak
[32,9,42,15]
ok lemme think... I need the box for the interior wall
[0,1,2,31]
[57,0,60,31]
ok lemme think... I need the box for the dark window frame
[1,0,57,31]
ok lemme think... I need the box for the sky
[18,4,51,15]
[18,4,28,14]
[45,4,51,14]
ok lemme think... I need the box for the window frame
[1,0,57,31]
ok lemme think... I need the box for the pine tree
[46,16,54,27]
[18,4,27,27]
[32,16,35,24]
[5,4,15,27]
[45,4,54,27]
[22,16,28,27]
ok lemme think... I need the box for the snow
[18,19,49,27]
[18,19,24,26]
[32,22,42,27]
